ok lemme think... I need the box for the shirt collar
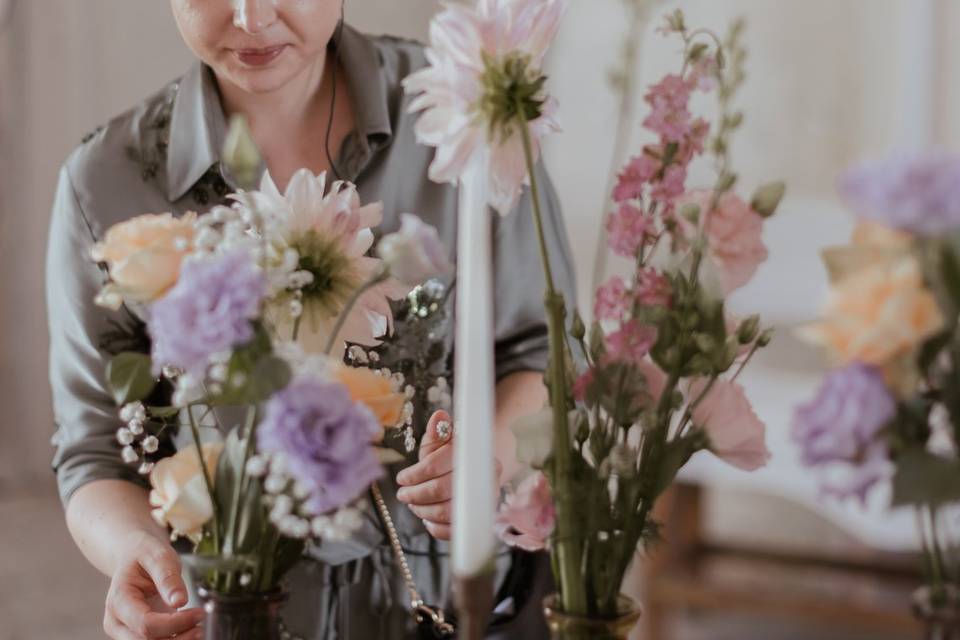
[165,24,393,202]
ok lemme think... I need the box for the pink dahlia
[403,0,565,215]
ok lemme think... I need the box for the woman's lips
[234,44,287,67]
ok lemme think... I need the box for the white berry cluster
[427,376,452,411]
[245,452,365,542]
[115,402,158,475]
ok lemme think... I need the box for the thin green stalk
[323,272,387,355]
[187,406,220,552]
[927,504,947,598]
[292,315,302,342]
[516,104,586,614]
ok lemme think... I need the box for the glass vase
[542,594,641,640]
[197,586,287,640]
[914,586,960,640]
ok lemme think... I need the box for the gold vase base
[543,593,641,640]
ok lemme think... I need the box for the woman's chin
[220,60,305,95]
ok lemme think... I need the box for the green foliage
[106,352,157,406]
[892,448,960,507]
[209,325,291,405]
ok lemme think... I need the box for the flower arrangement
[795,151,960,612]
[91,119,451,595]
[407,2,784,623]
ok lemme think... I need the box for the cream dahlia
[240,169,407,351]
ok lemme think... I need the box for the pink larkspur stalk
[403,0,565,215]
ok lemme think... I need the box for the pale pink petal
[688,378,770,471]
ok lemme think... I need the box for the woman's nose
[233,0,278,35]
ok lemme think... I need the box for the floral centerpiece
[794,151,960,637]
[91,119,450,638]
[406,2,784,636]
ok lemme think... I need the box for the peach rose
[91,212,196,303]
[803,256,943,366]
[332,365,406,433]
[676,190,769,294]
[821,222,913,284]
[149,442,222,543]
[688,378,769,471]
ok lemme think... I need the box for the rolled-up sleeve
[47,166,148,506]
[492,161,577,381]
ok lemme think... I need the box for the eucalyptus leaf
[106,352,157,406]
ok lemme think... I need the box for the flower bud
[223,115,262,190]
[736,314,761,344]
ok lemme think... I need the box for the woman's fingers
[407,501,452,524]
[396,439,453,486]
[139,544,187,608]
[111,582,202,638]
[396,472,453,505]
[422,520,452,540]
[418,410,453,459]
[104,610,142,640]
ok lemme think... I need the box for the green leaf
[106,352,157,406]
[215,430,246,554]
[891,448,960,507]
[588,322,607,363]
[679,203,701,225]
[750,181,786,218]
[147,406,181,419]
[652,434,703,498]
[939,244,960,314]
[247,356,292,403]
[717,171,738,192]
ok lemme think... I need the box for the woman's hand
[103,531,203,640]
[396,411,502,540]
[396,411,455,539]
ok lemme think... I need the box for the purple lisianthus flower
[149,250,266,376]
[257,377,383,515]
[793,362,896,466]
[792,362,897,502]
[819,441,894,504]
[838,151,960,235]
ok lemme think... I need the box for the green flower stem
[927,505,947,598]
[516,104,586,615]
[323,271,388,355]
[292,315,302,342]
[224,406,258,592]
[187,406,220,553]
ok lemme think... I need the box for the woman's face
[170,0,341,94]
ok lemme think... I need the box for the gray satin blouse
[46,24,576,640]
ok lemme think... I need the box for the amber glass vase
[197,586,287,640]
[542,594,641,640]
[915,586,960,640]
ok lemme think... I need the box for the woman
[46,1,576,638]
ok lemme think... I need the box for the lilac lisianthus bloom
[149,250,267,376]
[792,362,897,502]
[838,152,960,235]
[792,362,896,466]
[257,377,383,515]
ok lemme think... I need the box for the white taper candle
[452,159,497,577]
